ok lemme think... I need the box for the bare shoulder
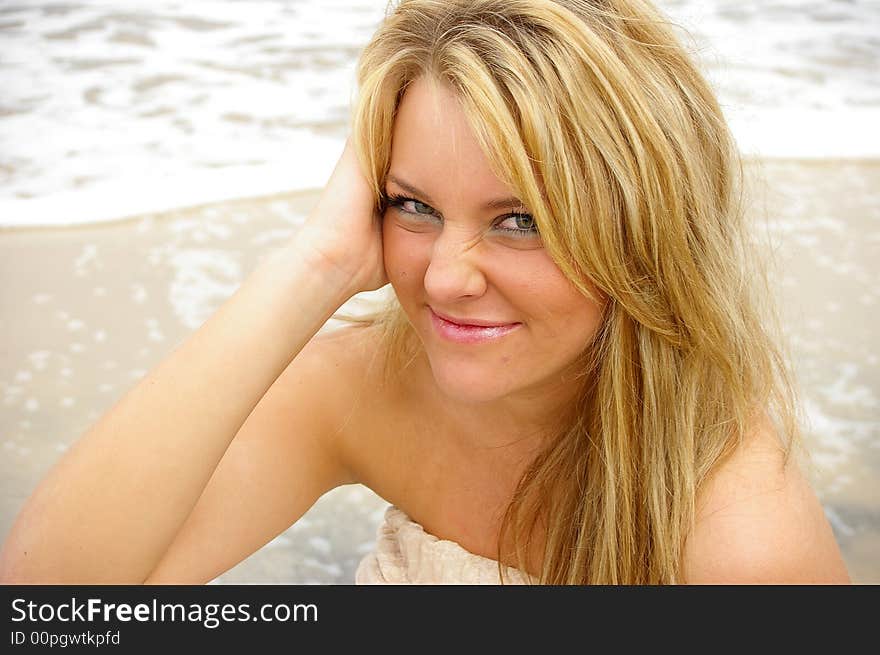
[682,418,851,584]
[300,322,384,381]
[292,322,385,419]
[293,322,388,457]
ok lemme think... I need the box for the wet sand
[1,160,878,583]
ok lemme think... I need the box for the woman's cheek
[383,217,431,288]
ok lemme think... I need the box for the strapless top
[355,505,535,584]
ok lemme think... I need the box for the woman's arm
[143,325,376,584]
[0,140,385,584]
[0,245,351,584]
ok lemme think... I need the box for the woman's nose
[423,230,488,302]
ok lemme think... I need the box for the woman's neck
[409,349,580,457]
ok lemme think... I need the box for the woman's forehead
[389,77,517,203]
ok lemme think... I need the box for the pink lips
[429,308,521,344]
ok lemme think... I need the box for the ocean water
[0,0,878,228]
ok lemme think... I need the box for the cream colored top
[355,505,535,585]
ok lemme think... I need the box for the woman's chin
[425,358,513,405]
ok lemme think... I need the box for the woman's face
[382,76,604,407]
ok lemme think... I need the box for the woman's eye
[495,213,539,236]
[388,195,436,216]
[410,200,435,214]
[386,193,539,240]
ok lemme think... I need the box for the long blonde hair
[349,0,802,584]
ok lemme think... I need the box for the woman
[0,0,850,584]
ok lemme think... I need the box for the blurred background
[1,0,877,583]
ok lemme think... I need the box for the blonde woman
[0,0,850,584]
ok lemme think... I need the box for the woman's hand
[291,138,388,296]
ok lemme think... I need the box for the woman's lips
[429,307,521,344]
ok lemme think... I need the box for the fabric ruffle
[355,505,535,585]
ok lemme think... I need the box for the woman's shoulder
[304,322,430,498]
[682,417,851,584]
[307,321,385,362]
[240,323,386,472]
[298,321,399,453]
[298,322,388,404]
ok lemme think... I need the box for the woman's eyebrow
[386,174,525,210]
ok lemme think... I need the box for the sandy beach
[1,160,878,583]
